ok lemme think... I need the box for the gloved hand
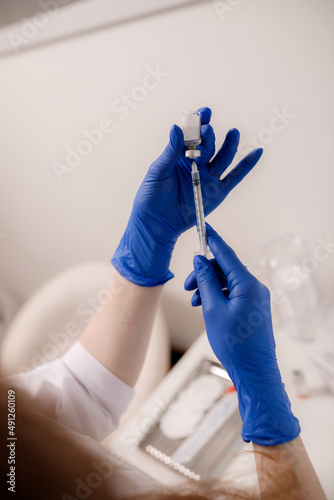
[112,107,263,286]
[184,224,301,446]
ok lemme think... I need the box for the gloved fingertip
[244,147,263,164]
[200,124,215,142]
[193,255,209,273]
[197,107,212,125]
[191,291,202,307]
[205,223,226,253]
[229,128,240,142]
[169,124,185,154]
[170,123,183,141]
[257,147,264,158]
[204,222,217,238]
[184,277,192,290]
[191,298,201,307]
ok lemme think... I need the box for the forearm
[253,436,327,500]
[79,268,163,387]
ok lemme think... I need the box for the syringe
[181,110,209,257]
[191,160,208,258]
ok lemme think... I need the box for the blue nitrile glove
[184,224,301,446]
[112,107,263,286]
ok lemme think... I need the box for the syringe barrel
[192,172,208,257]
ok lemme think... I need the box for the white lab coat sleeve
[5,341,135,441]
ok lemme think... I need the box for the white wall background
[0,0,333,349]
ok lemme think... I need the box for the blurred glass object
[310,288,334,393]
[290,369,309,398]
[263,234,320,341]
[319,287,334,335]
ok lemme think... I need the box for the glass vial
[181,111,201,146]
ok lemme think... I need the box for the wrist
[237,382,301,446]
[111,217,177,287]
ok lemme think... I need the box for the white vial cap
[181,111,201,145]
